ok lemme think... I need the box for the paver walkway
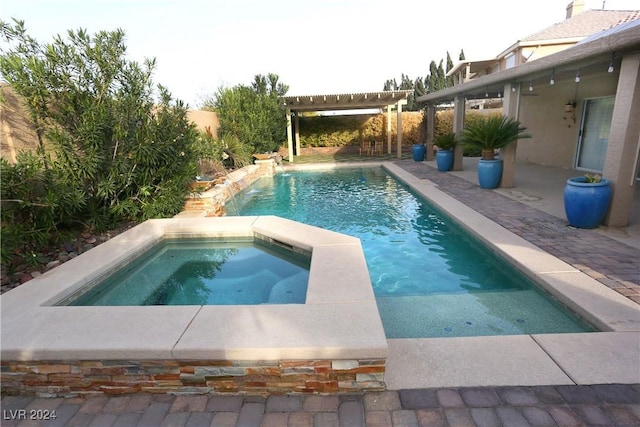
[2,384,639,426]
[396,160,640,305]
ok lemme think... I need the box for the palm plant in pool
[461,115,531,189]
[434,132,458,172]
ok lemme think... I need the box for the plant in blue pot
[434,132,457,171]
[564,173,612,228]
[412,143,426,161]
[460,115,531,189]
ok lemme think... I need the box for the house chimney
[566,0,586,18]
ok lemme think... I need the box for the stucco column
[452,95,465,170]
[500,82,521,188]
[425,105,435,161]
[603,53,640,227]
[286,108,294,163]
[387,105,392,154]
[294,112,301,157]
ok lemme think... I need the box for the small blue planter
[477,159,503,189]
[412,144,426,162]
[436,150,454,171]
[564,177,612,228]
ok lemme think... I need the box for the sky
[2,0,639,108]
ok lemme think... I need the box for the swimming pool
[235,166,594,338]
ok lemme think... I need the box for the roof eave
[416,24,640,104]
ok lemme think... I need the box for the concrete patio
[450,157,640,250]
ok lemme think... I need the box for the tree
[384,48,465,104]
[0,19,198,247]
[446,51,455,87]
[203,73,288,154]
[383,78,398,91]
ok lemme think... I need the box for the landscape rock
[45,260,61,270]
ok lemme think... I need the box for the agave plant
[460,115,531,160]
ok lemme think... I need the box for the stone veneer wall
[180,159,276,217]
[1,358,385,397]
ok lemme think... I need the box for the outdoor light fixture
[529,80,534,91]
[497,90,502,98]
[485,87,489,97]
[550,68,555,85]
[608,52,615,73]
[511,82,516,92]
[575,69,581,83]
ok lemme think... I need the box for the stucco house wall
[516,70,619,168]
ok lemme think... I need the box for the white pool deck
[1,161,639,391]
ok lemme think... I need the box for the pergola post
[425,105,435,161]
[396,99,407,159]
[294,112,301,157]
[453,95,466,170]
[286,108,294,163]
[387,104,392,154]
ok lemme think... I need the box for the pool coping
[0,216,387,362]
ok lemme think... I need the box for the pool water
[235,167,594,338]
[65,239,310,306]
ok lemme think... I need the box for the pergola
[280,90,413,162]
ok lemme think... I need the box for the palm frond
[460,115,531,151]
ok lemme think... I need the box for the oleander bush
[203,73,288,155]
[0,20,200,269]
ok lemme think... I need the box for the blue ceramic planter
[477,159,503,189]
[412,144,426,161]
[564,177,612,228]
[436,150,454,171]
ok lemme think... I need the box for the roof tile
[522,9,640,41]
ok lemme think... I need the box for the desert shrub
[203,73,288,154]
[193,127,252,176]
[0,20,200,268]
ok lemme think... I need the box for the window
[505,53,516,69]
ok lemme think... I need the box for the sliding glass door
[575,97,615,172]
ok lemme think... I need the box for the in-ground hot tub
[0,216,387,396]
[59,237,312,306]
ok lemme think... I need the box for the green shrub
[0,20,201,269]
[203,73,288,154]
[193,128,252,175]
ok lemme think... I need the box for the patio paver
[395,160,640,303]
